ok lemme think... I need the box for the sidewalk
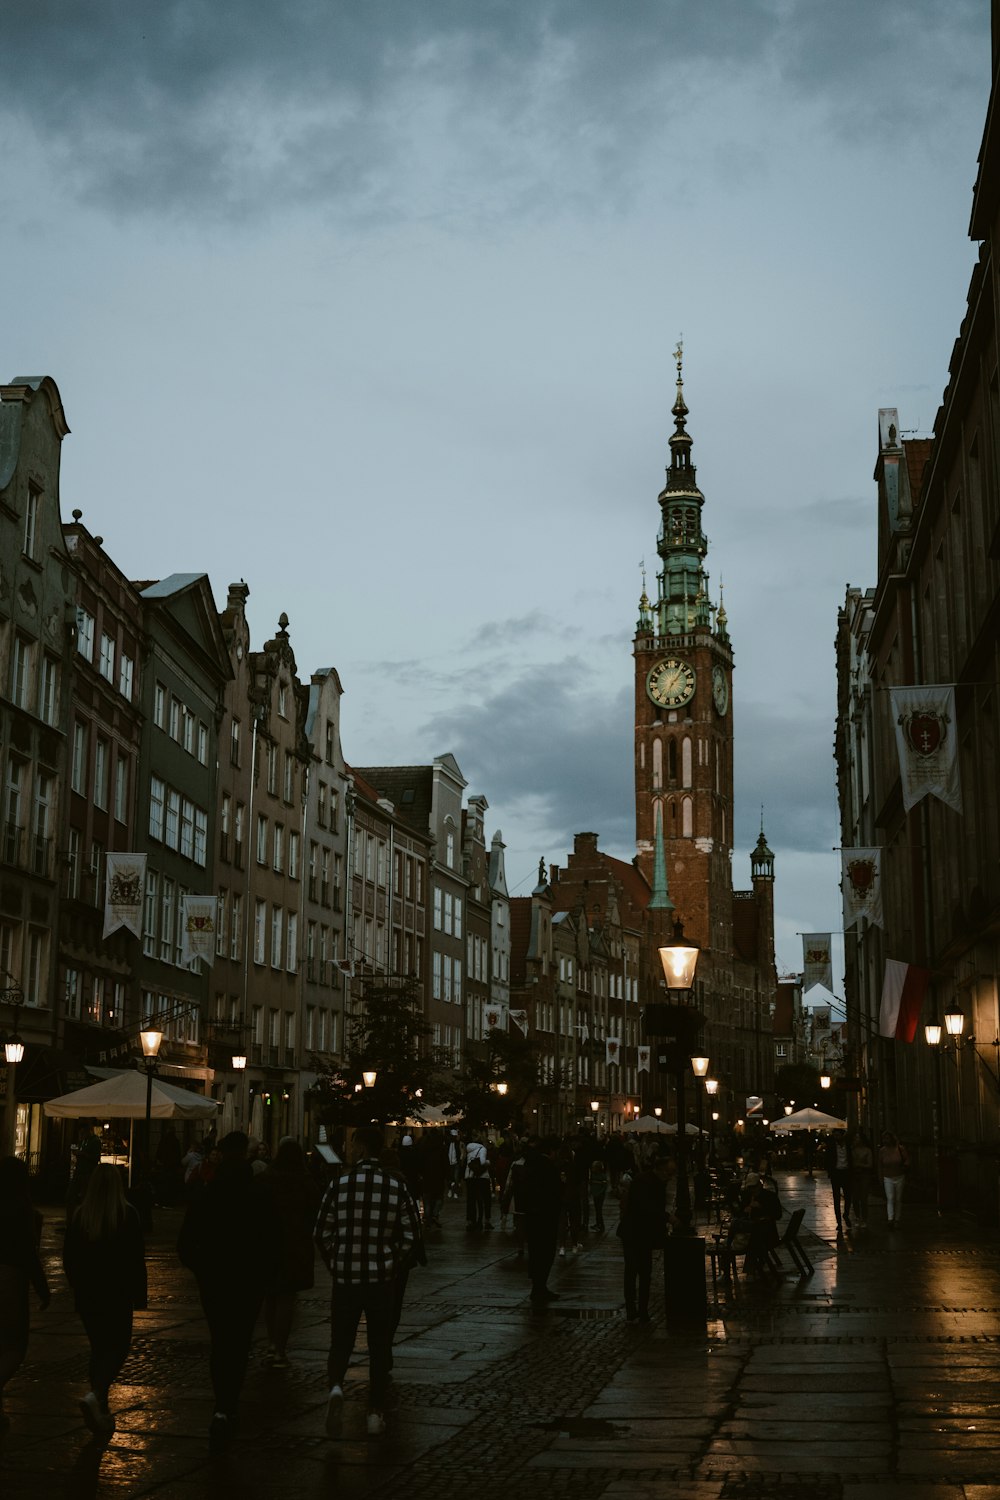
[1,1169,999,1499]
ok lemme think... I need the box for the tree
[308,977,451,1128]
[774,1062,825,1109]
[448,1026,541,1134]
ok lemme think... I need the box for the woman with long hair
[63,1163,147,1438]
[262,1137,320,1368]
[0,1157,49,1435]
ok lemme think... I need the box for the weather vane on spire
[639,557,647,592]
[674,338,683,377]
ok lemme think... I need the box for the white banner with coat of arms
[103,853,147,938]
[605,1036,621,1066]
[637,1045,651,1073]
[842,848,884,929]
[181,895,218,966]
[890,685,962,813]
[483,1001,507,1034]
[802,933,833,994]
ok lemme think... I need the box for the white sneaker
[79,1392,102,1435]
[558,1247,566,1257]
[366,1410,386,1437]
[325,1385,344,1437]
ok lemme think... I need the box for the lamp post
[924,1022,944,1213]
[139,1022,163,1205]
[655,921,706,1329]
[705,1077,718,1163]
[590,1097,600,1134]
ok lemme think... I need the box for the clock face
[647,657,696,709]
[712,665,729,716]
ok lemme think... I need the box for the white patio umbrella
[772,1106,847,1132]
[623,1113,669,1133]
[219,1090,236,1136]
[658,1120,707,1136]
[249,1092,265,1142]
[44,1068,219,1184]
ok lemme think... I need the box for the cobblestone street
[2,1169,1000,1500]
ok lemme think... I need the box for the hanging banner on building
[802,933,833,994]
[483,1001,507,1034]
[508,1008,528,1035]
[890,684,962,814]
[637,1045,651,1073]
[181,895,217,966]
[879,959,930,1041]
[605,1036,621,1066]
[103,853,146,939]
[841,848,884,929]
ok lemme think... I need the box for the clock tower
[634,346,734,955]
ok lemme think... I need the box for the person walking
[416,1132,448,1230]
[500,1139,529,1258]
[520,1137,562,1307]
[850,1129,875,1229]
[446,1130,464,1199]
[823,1131,852,1234]
[464,1136,491,1233]
[589,1149,609,1234]
[616,1158,668,1322]
[177,1131,279,1451]
[315,1125,421,1439]
[0,1157,49,1436]
[262,1138,320,1369]
[63,1163,147,1438]
[878,1129,910,1228]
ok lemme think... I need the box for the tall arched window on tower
[667,739,677,784]
[682,736,692,788]
[652,738,662,788]
[682,796,693,837]
[670,799,677,831]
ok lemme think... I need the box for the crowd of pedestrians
[0,1115,916,1453]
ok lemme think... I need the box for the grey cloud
[733,698,839,859]
[4,0,985,223]
[466,610,572,651]
[423,657,634,857]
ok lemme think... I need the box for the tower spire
[647,801,674,910]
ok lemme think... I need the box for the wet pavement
[2,1168,1000,1499]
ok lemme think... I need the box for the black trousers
[198,1281,263,1417]
[78,1300,134,1405]
[526,1219,558,1298]
[327,1280,396,1411]
[622,1240,653,1318]
[829,1168,851,1226]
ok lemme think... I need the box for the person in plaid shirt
[314,1125,421,1437]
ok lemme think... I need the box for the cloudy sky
[2,1,990,987]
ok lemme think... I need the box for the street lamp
[819,1070,831,1090]
[139,1022,163,1195]
[362,1069,377,1088]
[0,979,25,1157]
[657,921,701,1233]
[945,1010,964,1039]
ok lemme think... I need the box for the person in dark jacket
[0,1157,49,1435]
[64,1163,147,1438]
[262,1138,321,1369]
[617,1159,668,1322]
[520,1137,562,1307]
[177,1131,279,1451]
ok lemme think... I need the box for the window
[71,722,87,794]
[230,719,241,766]
[329,788,339,831]
[216,890,227,957]
[278,683,288,718]
[23,929,44,1006]
[99,633,115,682]
[197,721,208,765]
[40,656,59,725]
[93,738,108,809]
[377,840,387,888]
[113,756,128,823]
[256,814,268,864]
[254,900,266,964]
[165,789,180,850]
[271,907,283,968]
[119,654,134,700]
[273,824,284,872]
[32,773,50,875]
[446,830,455,868]
[454,898,462,941]
[76,608,95,661]
[325,721,335,765]
[288,830,300,880]
[453,957,462,1007]
[442,892,452,936]
[433,887,442,931]
[267,742,277,795]
[321,848,331,904]
[286,912,298,973]
[180,798,194,859]
[11,635,32,710]
[143,868,158,957]
[182,707,195,755]
[317,782,327,827]
[65,967,81,1021]
[169,696,181,741]
[66,826,80,898]
[149,777,165,841]
[283,753,293,803]
[231,893,242,961]
[194,809,207,867]
[23,487,38,559]
[160,876,175,961]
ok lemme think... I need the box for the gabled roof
[355,765,434,835]
[139,573,207,599]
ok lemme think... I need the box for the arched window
[682,736,692,788]
[667,739,678,783]
[682,797,693,838]
[652,738,662,787]
[670,799,677,831]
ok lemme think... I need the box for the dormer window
[23,487,38,560]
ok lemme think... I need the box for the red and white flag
[483,1002,506,1034]
[103,853,146,939]
[842,848,884,929]
[879,959,930,1041]
[891,685,962,814]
